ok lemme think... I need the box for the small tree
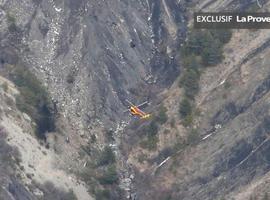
[179,98,192,118]
[95,189,111,200]
[98,165,118,185]
[181,69,200,99]
[187,129,199,145]
[147,121,158,137]
[210,29,232,44]
[201,39,223,66]
[97,146,115,166]
[156,105,168,124]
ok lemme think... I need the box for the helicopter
[124,100,151,119]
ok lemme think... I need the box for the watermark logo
[194,13,270,29]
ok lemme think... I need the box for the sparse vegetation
[10,65,55,139]
[105,129,114,142]
[140,120,159,151]
[6,12,16,24]
[182,113,193,127]
[155,105,168,124]
[98,165,118,185]
[6,12,19,33]
[187,129,199,145]
[179,29,232,126]
[95,189,111,200]
[245,2,261,12]
[179,55,201,100]
[2,82,8,92]
[209,29,232,44]
[90,134,97,143]
[137,152,147,163]
[0,127,21,171]
[179,97,192,118]
[147,121,158,137]
[66,72,75,84]
[140,135,158,151]
[97,146,115,166]
[170,118,175,128]
[35,181,77,200]
[263,192,269,200]
[224,81,231,89]
[181,29,230,67]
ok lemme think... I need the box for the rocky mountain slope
[1,0,270,200]
[0,0,185,199]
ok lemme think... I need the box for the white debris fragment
[55,7,62,12]
[219,79,226,86]
[109,143,117,148]
[202,133,212,140]
[33,188,44,197]
[215,124,222,130]
[157,157,170,168]
[22,113,32,122]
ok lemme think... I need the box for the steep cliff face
[2,0,270,200]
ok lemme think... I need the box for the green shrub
[181,69,200,99]
[1,82,8,92]
[95,189,111,200]
[187,129,199,145]
[182,114,193,127]
[6,12,20,33]
[178,29,232,125]
[172,140,187,153]
[179,98,192,118]
[146,121,158,137]
[66,72,75,84]
[155,105,168,124]
[181,30,212,55]
[6,13,16,24]
[140,135,158,151]
[224,81,231,89]
[90,134,97,143]
[65,190,77,200]
[97,146,115,166]
[105,129,114,142]
[209,29,232,44]
[139,120,159,151]
[98,165,118,185]
[181,29,231,67]
[137,153,147,163]
[201,39,223,66]
[182,55,201,72]
[170,118,175,128]
[179,55,201,100]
